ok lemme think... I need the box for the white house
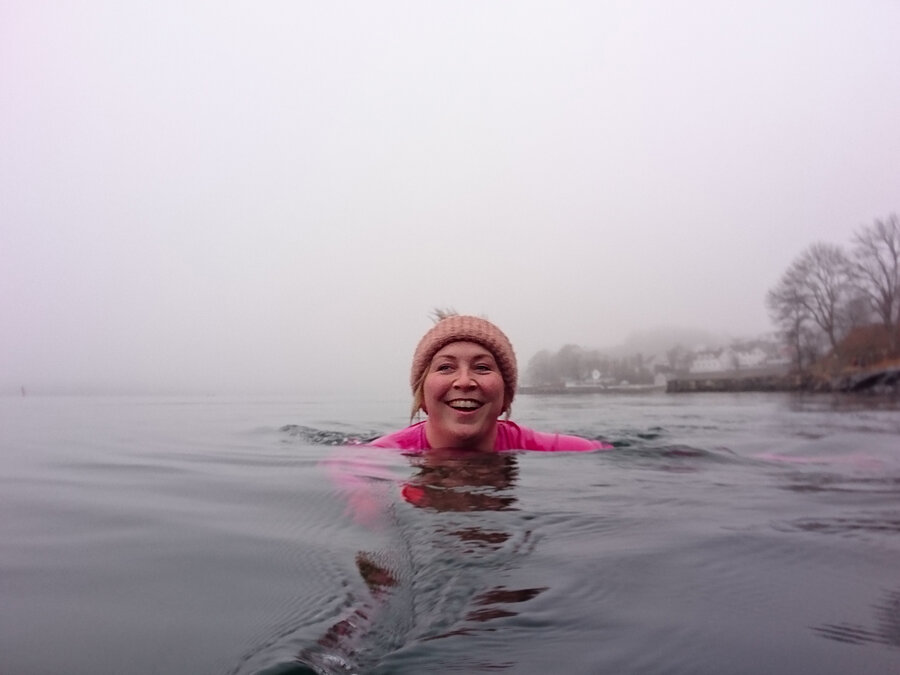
[689,345,779,373]
[689,350,730,373]
[736,347,766,368]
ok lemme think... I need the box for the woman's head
[409,314,518,421]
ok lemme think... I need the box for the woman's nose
[453,368,477,388]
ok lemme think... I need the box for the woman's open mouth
[446,399,483,411]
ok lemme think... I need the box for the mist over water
[3,2,899,396]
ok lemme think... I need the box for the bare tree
[767,242,853,363]
[767,271,815,370]
[851,214,900,352]
[797,243,854,350]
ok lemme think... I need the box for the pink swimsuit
[369,420,611,452]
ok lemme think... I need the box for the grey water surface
[2,392,899,674]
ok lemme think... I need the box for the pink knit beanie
[410,314,518,409]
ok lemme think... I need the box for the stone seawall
[668,367,899,394]
[666,375,802,393]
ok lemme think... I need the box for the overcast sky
[2,1,898,395]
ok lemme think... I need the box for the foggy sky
[2,1,898,396]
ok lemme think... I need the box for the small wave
[615,443,737,463]
[280,425,379,446]
[602,425,668,448]
[812,587,900,649]
[774,513,900,538]
[776,472,900,495]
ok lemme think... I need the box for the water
[2,392,899,674]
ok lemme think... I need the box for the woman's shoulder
[497,420,611,452]
[368,421,429,450]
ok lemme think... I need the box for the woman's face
[422,341,506,450]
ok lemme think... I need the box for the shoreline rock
[666,367,899,395]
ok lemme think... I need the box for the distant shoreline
[519,384,665,395]
[522,365,900,396]
[667,365,899,394]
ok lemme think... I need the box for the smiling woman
[369,312,611,451]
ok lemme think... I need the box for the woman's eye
[435,363,454,372]
[474,363,492,372]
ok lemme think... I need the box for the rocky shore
[666,366,900,395]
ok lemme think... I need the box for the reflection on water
[287,450,544,674]
[400,449,519,513]
[427,586,548,640]
[814,587,900,648]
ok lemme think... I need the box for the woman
[370,313,611,451]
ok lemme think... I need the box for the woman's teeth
[448,400,481,410]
